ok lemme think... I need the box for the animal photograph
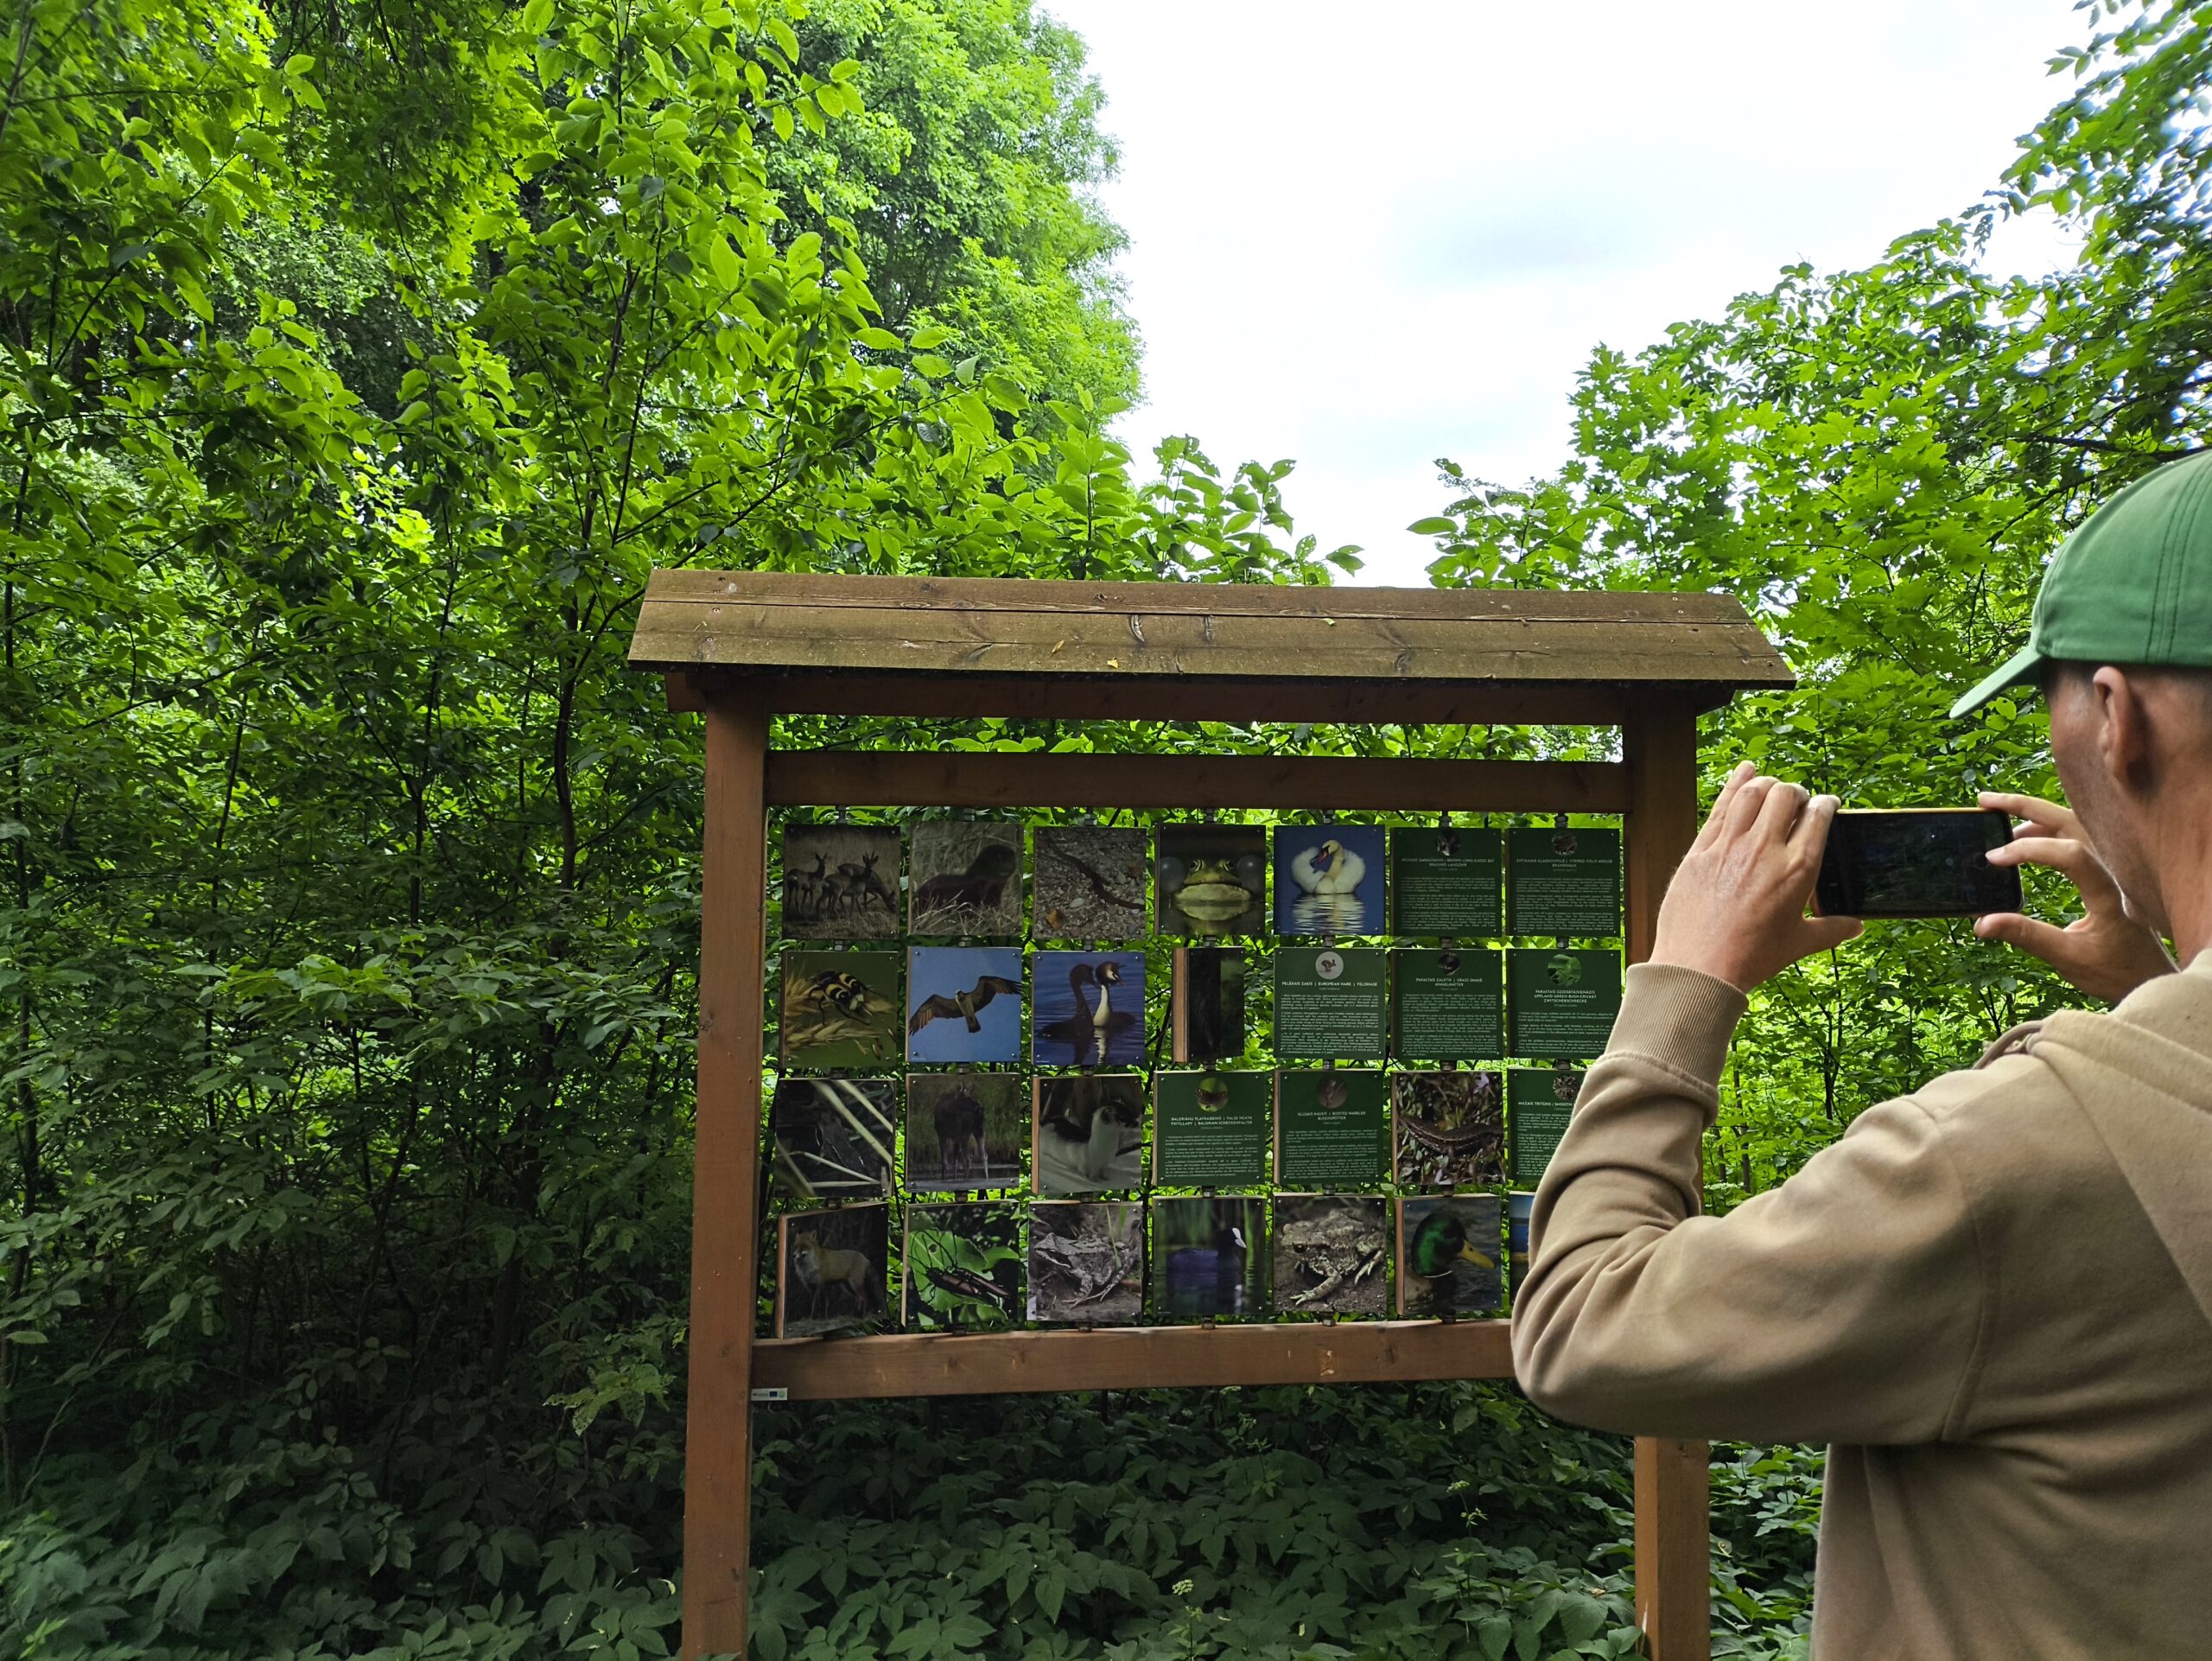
[1397,1195,1503,1318]
[1393,1070,1507,1188]
[776,1204,889,1337]
[906,945,1025,1065]
[781,823,903,940]
[903,1204,1022,1332]
[905,1072,1027,1192]
[1171,946,1246,1065]
[1033,825,1147,940]
[1033,1072,1146,1194]
[1273,1194,1389,1316]
[909,820,1024,938]
[1273,824,1387,936]
[769,1077,896,1200]
[1155,824,1267,938]
[1032,950,1147,1069]
[1027,1200,1143,1325]
[1151,1197,1266,1321]
[779,951,903,1071]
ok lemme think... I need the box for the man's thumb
[1806,915,1864,953]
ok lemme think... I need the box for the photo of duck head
[1397,1194,1503,1318]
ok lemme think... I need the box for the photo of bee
[905,1072,1027,1193]
[1155,824,1267,938]
[1151,1197,1266,1321]
[779,951,903,1071]
[1033,1072,1146,1194]
[1393,1070,1507,1188]
[1397,1194,1503,1318]
[777,1203,888,1337]
[769,1077,896,1200]
[1027,1200,1143,1324]
[780,823,902,940]
[1273,1194,1389,1316]
[906,945,1025,1065]
[1033,825,1147,940]
[1273,824,1386,937]
[903,1204,1022,1332]
[1032,950,1147,1069]
[909,821,1024,937]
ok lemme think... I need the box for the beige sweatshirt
[1513,953,2212,1659]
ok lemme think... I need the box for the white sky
[1045,0,2090,585]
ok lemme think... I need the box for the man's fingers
[1783,792,1838,863]
[1802,914,1863,954]
[1696,761,1757,849]
[1726,773,1779,839]
[1979,790,2081,842]
[1751,778,1808,844]
[1986,835,2126,910]
[1974,911,2075,961]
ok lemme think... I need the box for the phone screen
[1815,809,2021,919]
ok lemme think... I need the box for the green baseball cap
[1951,450,2212,718]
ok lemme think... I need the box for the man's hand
[1649,762,1863,994]
[1974,791,2176,1003]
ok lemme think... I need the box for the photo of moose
[905,1072,1027,1193]
[769,1076,897,1200]
[909,820,1024,937]
[780,822,903,940]
[1033,1072,1146,1194]
[903,1204,1022,1332]
[776,1203,889,1337]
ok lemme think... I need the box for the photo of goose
[1273,824,1387,936]
[1031,950,1147,1069]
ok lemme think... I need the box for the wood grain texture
[671,669,1651,726]
[628,572,1794,693]
[765,749,1630,813]
[751,1319,1516,1397]
[682,694,770,1661]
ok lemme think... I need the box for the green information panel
[1273,946,1389,1061]
[1274,1069,1389,1186]
[1506,949,1622,1059]
[1391,947,1503,1060]
[1509,1067,1583,1184]
[1389,827,1503,937]
[1154,1070,1271,1187]
[1507,826,1623,939]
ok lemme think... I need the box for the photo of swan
[1272,824,1386,936]
[906,946,1025,1064]
[1031,950,1147,1069]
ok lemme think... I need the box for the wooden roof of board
[628,570,1791,697]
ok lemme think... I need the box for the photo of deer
[776,1203,888,1337]
[780,822,903,940]
[905,1072,1027,1193]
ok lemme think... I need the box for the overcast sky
[1043,0,2090,585]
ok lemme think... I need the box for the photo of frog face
[1272,1195,1389,1317]
[1156,824,1267,938]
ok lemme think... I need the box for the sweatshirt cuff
[1607,963,1748,1087]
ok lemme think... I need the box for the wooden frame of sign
[628,572,1794,1661]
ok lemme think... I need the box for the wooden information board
[627,572,1794,1661]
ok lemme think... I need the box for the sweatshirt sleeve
[1510,964,1988,1446]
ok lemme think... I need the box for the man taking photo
[1513,452,2212,1658]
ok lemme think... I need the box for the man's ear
[2089,666,2152,792]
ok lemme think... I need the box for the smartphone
[1815,809,2022,919]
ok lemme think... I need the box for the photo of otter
[776,1203,888,1337]
[905,1072,1027,1193]
[780,823,902,940]
[1273,824,1387,937]
[1027,1200,1144,1325]
[903,1204,1022,1332]
[909,820,1024,938]
[1393,1069,1507,1188]
[779,951,903,1071]
[1033,825,1147,940]
[906,945,1024,1065]
[1397,1194,1504,1318]
[1032,950,1147,1069]
[1151,1197,1267,1321]
[769,1076,896,1200]
[1156,824,1267,938]
[1273,1194,1389,1316]
[1033,1072,1146,1194]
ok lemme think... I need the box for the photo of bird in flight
[906,946,1025,1064]
[907,973,1022,1034]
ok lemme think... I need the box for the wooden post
[683,685,771,1660]
[1623,694,1711,1661]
